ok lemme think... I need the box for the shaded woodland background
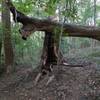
[0,0,100,100]
[0,0,100,73]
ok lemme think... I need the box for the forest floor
[0,58,100,100]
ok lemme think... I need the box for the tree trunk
[0,41,2,66]
[2,0,14,74]
[40,32,58,74]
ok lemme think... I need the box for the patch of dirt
[0,61,100,100]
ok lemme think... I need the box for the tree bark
[2,0,14,74]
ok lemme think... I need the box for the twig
[60,63,84,67]
[34,73,42,85]
[46,75,55,86]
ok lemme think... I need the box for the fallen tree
[6,0,100,77]
[6,1,100,41]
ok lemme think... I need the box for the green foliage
[12,0,33,14]
[60,38,71,53]
[45,0,59,15]
[54,26,61,43]
[62,0,78,20]
[11,24,44,66]
[88,51,100,57]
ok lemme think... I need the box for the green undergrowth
[65,46,100,67]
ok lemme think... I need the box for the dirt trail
[0,62,100,100]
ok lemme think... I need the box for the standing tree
[2,0,14,74]
[0,36,2,66]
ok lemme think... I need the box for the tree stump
[40,31,58,75]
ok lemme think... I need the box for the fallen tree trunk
[6,0,100,41]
